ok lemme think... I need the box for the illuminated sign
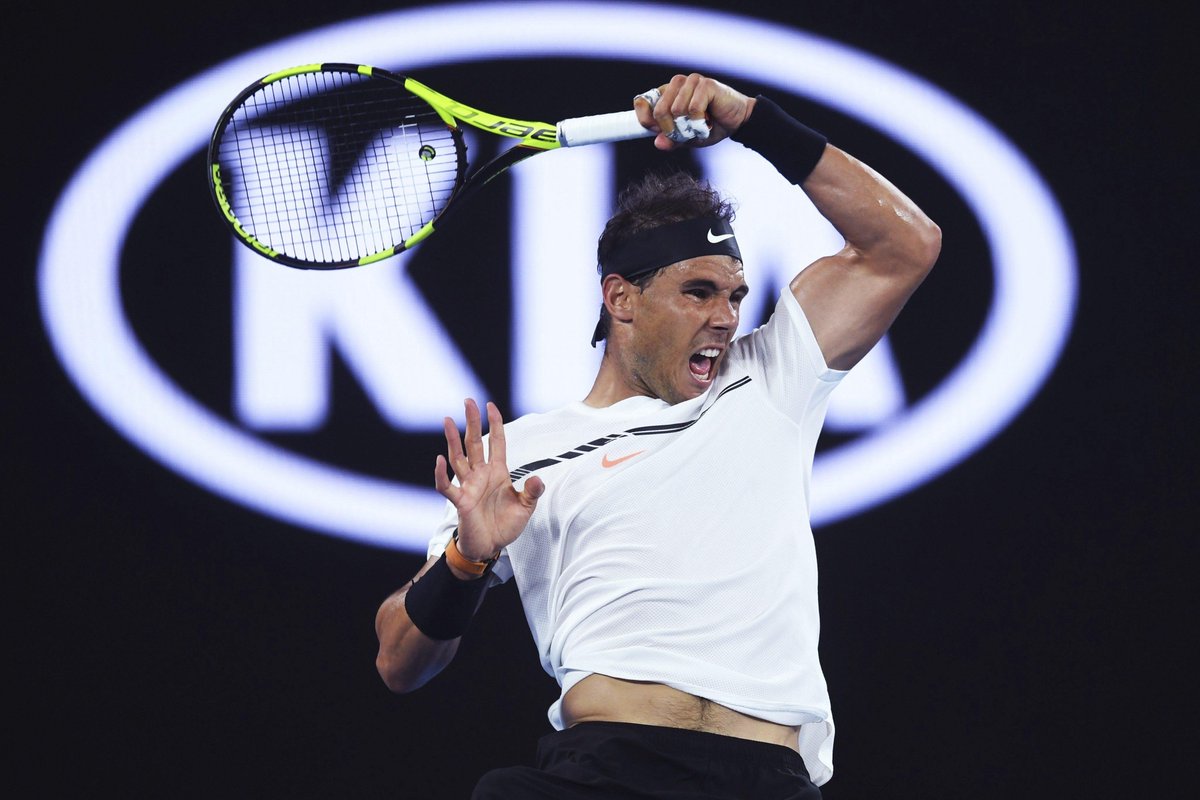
[38,1,1076,550]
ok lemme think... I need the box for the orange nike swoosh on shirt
[600,450,646,468]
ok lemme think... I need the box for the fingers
[522,475,546,504]
[440,400,508,482]
[433,454,459,501]
[485,401,507,465]
[442,413,467,478]
[634,81,683,149]
[435,399,544,540]
[463,398,485,466]
[638,73,746,149]
[670,73,720,121]
[667,74,700,120]
[436,420,467,504]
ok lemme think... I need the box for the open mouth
[689,347,721,383]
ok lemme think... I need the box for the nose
[710,297,738,330]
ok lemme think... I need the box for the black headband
[591,216,742,346]
[600,216,742,281]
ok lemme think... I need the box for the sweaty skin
[585,256,747,408]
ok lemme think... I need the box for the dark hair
[592,171,736,345]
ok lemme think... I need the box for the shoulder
[488,404,582,454]
[500,404,574,435]
[728,290,830,368]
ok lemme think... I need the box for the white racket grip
[557,110,653,147]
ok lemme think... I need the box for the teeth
[698,348,720,357]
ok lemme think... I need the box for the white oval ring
[38,1,1076,547]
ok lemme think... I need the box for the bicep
[787,145,941,370]
[791,246,932,371]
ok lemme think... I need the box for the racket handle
[557,110,653,147]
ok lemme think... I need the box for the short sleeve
[726,289,847,424]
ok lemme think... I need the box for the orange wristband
[445,530,498,578]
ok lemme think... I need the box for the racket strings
[216,69,463,265]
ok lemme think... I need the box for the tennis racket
[207,63,693,270]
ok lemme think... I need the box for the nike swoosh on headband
[707,229,736,243]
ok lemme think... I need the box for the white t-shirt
[428,288,846,784]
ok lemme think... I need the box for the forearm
[374,553,486,693]
[377,399,537,693]
[375,565,458,692]
[800,144,942,278]
[733,94,939,275]
[792,145,941,368]
[731,94,941,369]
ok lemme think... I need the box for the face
[620,256,748,405]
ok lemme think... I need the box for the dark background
[10,1,1193,797]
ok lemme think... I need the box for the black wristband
[404,553,489,641]
[729,95,828,185]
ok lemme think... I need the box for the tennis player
[375,72,941,798]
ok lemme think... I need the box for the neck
[583,346,645,407]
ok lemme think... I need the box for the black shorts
[470,721,822,799]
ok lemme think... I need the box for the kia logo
[38,1,1076,551]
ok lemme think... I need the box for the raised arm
[639,73,942,370]
[375,399,544,693]
[786,142,941,370]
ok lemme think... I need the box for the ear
[601,274,638,323]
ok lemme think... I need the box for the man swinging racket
[375,71,941,798]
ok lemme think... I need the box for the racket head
[207,63,466,269]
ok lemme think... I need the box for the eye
[685,287,710,300]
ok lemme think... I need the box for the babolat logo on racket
[37,1,1075,554]
[404,76,568,149]
[443,101,561,143]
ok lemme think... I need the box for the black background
[10,1,1194,797]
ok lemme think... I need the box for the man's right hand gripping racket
[206,63,709,270]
